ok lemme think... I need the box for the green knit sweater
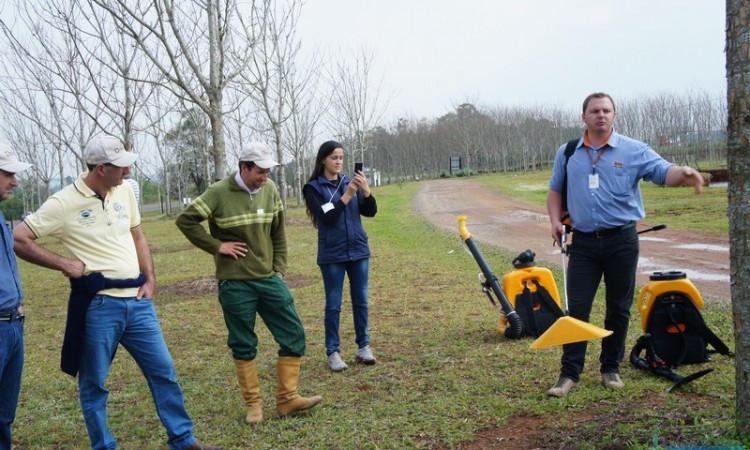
[176,174,287,280]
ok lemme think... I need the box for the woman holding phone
[303,141,378,372]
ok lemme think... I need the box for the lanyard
[584,146,606,174]
[325,180,341,203]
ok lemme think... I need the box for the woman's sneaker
[328,352,348,372]
[355,345,376,365]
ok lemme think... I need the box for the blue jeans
[79,296,196,450]
[560,226,639,381]
[320,259,370,356]
[0,319,23,450]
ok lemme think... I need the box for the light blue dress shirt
[549,131,673,232]
[0,211,23,311]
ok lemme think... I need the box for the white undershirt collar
[235,172,261,196]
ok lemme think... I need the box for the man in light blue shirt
[0,144,32,450]
[545,92,704,397]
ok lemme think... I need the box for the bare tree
[91,0,259,182]
[243,0,299,207]
[284,68,325,205]
[1,0,169,181]
[140,86,182,214]
[71,0,163,152]
[0,0,104,184]
[326,47,387,171]
[726,0,750,440]
[0,104,59,211]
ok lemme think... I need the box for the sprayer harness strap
[532,280,565,319]
[560,138,580,226]
[666,303,733,366]
[517,281,565,337]
[517,285,539,337]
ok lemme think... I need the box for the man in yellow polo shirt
[14,135,221,450]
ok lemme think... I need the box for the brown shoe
[184,440,222,450]
[547,376,577,397]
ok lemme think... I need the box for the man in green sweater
[176,143,322,425]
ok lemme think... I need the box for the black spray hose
[630,333,714,392]
[458,216,524,339]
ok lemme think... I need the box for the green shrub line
[14,173,740,449]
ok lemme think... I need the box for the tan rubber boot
[234,359,263,424]
[275,356,323,417]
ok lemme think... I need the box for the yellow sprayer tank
[499,265,561,333]
[636,270,704,333]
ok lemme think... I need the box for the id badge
[588,173,599,189]
[322,202,334,213]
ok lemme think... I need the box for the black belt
[0,308,24,323]
[573,222,635,239]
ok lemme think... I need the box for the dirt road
[412,179,731,303]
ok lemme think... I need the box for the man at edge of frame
[545,92,704,398]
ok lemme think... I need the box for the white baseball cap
[0,144,32,173]
[84,135,138,167]
[239,142,279,169]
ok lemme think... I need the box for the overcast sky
[296,0,727,122]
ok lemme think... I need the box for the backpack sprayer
[457,215,611,345]
[629,225,733,393]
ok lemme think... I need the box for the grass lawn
[14,173,740,449]
[473,170,729,236]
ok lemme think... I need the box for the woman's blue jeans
[0,319,23,450]
[319,259,370,356]
[79,295,196,450]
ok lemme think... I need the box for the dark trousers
[560,225,639,381]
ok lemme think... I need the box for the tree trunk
[726,0,750,441]
[273,122,288,209]
[209,106,227,181]
[164,171,172,215]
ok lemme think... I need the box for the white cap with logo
[239,143,279,169]
[0,144,32,173]
[84,135,138,167]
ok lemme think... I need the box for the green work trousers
[218,276,306,360]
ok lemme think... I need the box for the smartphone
[354,162,363,173]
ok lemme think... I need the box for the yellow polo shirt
[25,176,141,297]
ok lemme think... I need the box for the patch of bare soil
[158,274,315,304]
[429,393,729,450]
[412,179,730,303]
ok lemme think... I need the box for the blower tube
[458,216,524,339]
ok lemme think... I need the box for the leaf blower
[457,215,524,339]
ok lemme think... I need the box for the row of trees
[364,90,726,184]
[0,0,385,213]
[0,0,728,216]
